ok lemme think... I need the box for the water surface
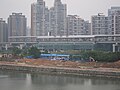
[0,71,120,90]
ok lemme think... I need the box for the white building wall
[66,15,87,36]
[108,7,120,35]
[91,14,108,35]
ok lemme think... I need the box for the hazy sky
[0,0,120,26]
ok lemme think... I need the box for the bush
[81,51,120,62]
[28,46,41,59]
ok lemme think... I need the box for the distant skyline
[0,0,120,26]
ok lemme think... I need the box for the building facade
[108,7,120,35]
[66,15,84,35]
[0,18,8,43]
[49,7,56,36]
[83,21,91,35]
[91,13,108,35]
[8,13,26,37]
[31,0,49,36]
[66,15,91,36]
[44,7,49,36]
[53,0,67,36]
[31,0,67,36]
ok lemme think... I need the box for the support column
[20,44,23,49]
[5,44,8,51]
[113,43,118,52]
[117,44,120,52]
[113,44,115,52]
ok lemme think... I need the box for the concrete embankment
[0,64,120,78]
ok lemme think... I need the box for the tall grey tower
[0,18,8,43]
[31,0,49,36]
[8,13,26,37]
[49,0,67,36]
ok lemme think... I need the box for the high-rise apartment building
[52,0,67,36]
[91,13,108,35]
[83,21,91,35]
[44,7,49,36]
[31,0,67,36]
[26,27,31,36]
[108,7,120,35]
[49,7,56,36]
[8,13,26,36]
[31,0,49,36]
[0,18,8,43]
[66,15,85,35]
[66,15,91,36]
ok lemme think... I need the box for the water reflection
[0,70,120,90]
[31,74,120,86]
[31,74,85,85]
[91,78,120,85]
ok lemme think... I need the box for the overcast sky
[0,0,120,26]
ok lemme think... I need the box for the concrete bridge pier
[19,44,24,49]
[113,43,120,52]
[5,44,8,51]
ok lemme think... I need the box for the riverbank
[0,59,120,78]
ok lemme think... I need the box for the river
[0,71,120,90]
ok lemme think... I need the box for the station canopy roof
[41,54,70,57]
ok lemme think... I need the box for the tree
[12,47,22,56]
[81,51,120,62]
[28,46,41,59]
[41,50,49,54]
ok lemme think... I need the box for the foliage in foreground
[28,46,41,59]
[11,46,41,59]
[81,51,120,62]
[12,47,22,56]
[53,50,120,62]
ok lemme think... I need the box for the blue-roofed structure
[25,56,33,59]
[40,54,70,60]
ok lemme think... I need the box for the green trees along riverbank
[80,51,120,62]
[53,50,120,62]
[1,46,120,62]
